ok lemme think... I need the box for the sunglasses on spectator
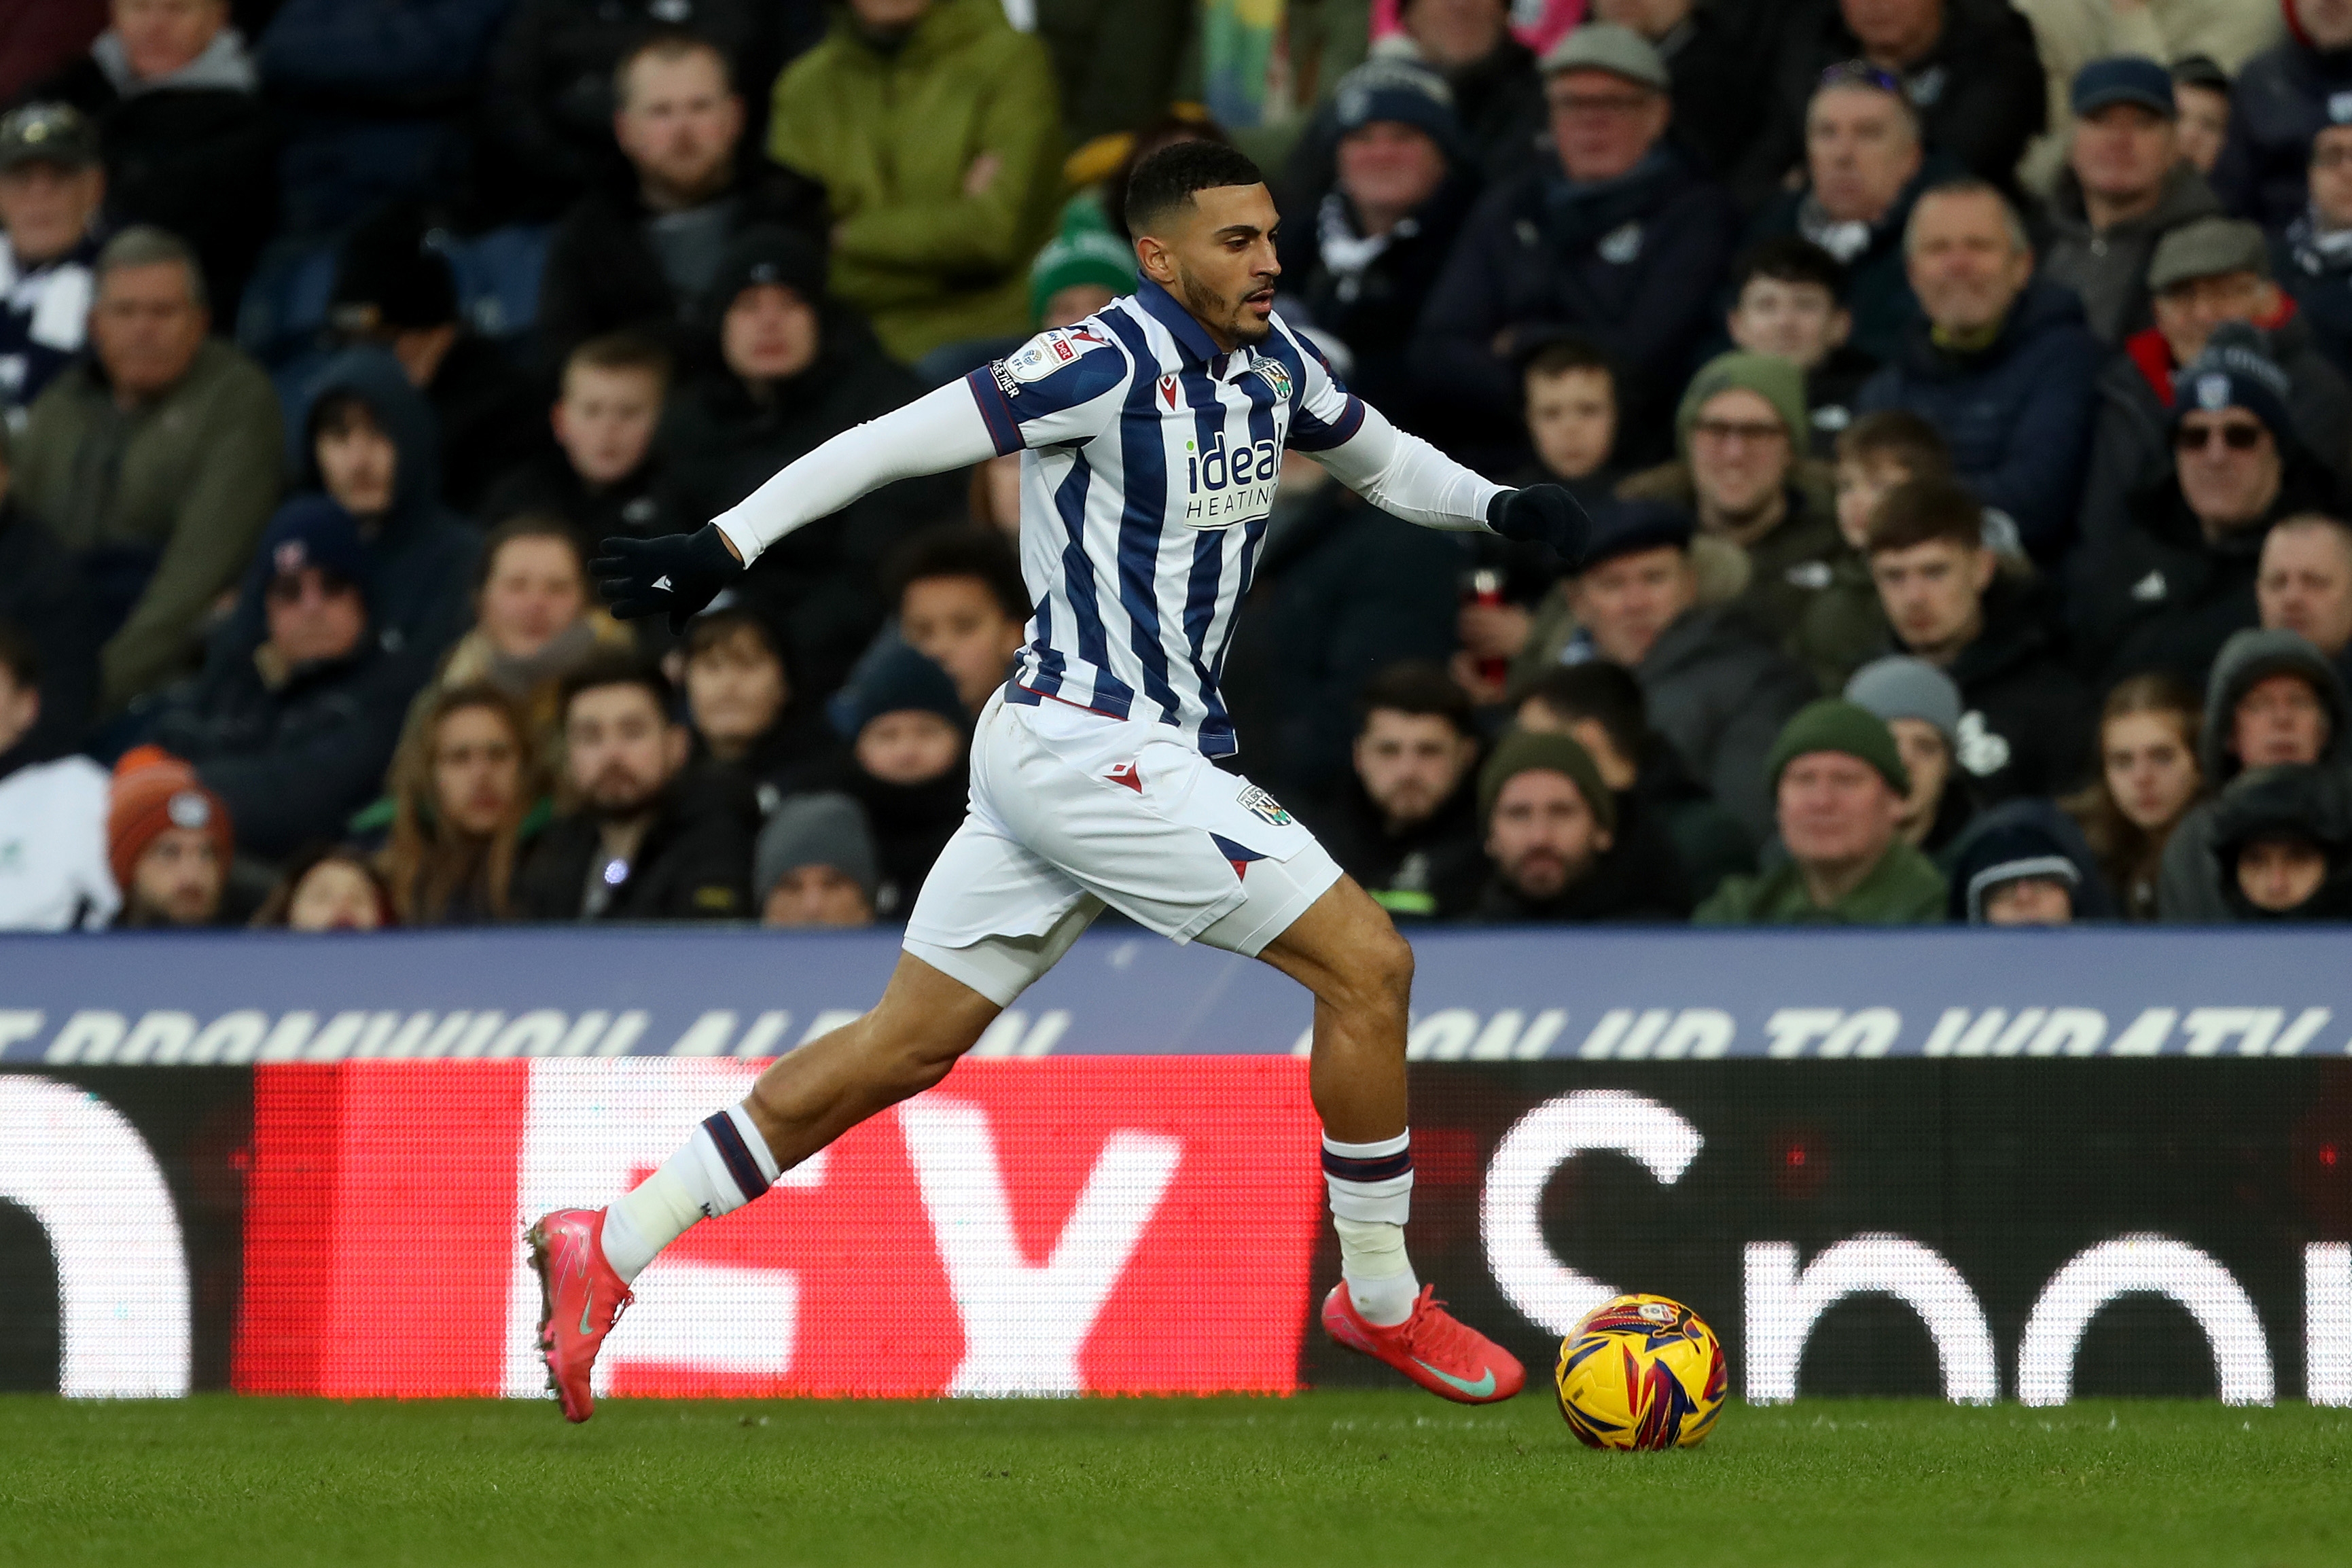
[266,569,358,605]
[2173,421,2266,452]
[1818,61,1904,96]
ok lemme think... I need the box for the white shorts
[904,690,1344,1005]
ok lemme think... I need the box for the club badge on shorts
[1237,784,1292,827]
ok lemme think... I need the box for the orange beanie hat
[107,746,234,892]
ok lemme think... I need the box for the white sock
[1323,1130,1419,1327]
[601,1104,781,1283]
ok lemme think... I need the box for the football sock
[601,1103,781,1283]
[1323,1130,1419,1327]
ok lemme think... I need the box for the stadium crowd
[1,0,2351,933]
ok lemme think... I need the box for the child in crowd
[1723,238,1875,459]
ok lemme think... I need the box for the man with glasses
[1416,22,1740,467]
[2073,329,2342,688]
[2083,215,2352,552]
[1853,176,2103,563]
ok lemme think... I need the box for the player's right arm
[593,326,1130,629]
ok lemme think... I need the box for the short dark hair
[1124,141,1266,238]
[1866,476,1986,556]
[1521,336,1616,388]
[613,26,733,105]
[1836,408,1951,478]
[478,514,586,593]
[308,388,382,444]
[1732,236,1847,301]
[1357,660,1475,739]
[560,653,672,724]
[0,620,36,692]
[887,525,1031,624]
[566,329,673,391]
[682,601,787,673]
[1518,663,1646,764]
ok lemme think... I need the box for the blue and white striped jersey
[963,279,1367,758]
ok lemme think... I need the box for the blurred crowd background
[1,0,2349,938]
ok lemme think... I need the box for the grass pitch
[1,1393,2346,1567]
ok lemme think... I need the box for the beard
[584,764,663,819]
[1174,262,1273,346]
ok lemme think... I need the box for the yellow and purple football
[1554,1293,1727,1450]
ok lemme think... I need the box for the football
[1554,1294,1728,1450]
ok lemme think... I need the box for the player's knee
[1332,916,1413,1015]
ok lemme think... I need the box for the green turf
[1,1393,2346,1567]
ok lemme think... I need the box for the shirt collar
[1135,276,1229,369]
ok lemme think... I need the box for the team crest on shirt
[1251,357,1293,402]
[1237,784,1292,827]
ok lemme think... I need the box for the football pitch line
[1,1393,2347,1566]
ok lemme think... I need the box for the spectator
[1588,0,1782,181]
[2211,0,2352,230]
[264,347,480,681]
[2260,512,2352,690]
[1800,408,1947,689]
[659,226,953,698]
[781,643,968,921]
[402,515,632,762]
[2211,762,2352,919]
[1465,726,1690,921]
[1520,499,1815,841]
[18,226,280,711]
[380,682,541,925]
[1414,24,1742,465]
[1028,228,1132,333]
[2073,331,2339,685]
[1945,798,2112,924]
[680,596,835,807]
[480,332,679,546]
[251,844,397,930]
[2171,55,2232,177]
[1314,662,1485,921]
[1853,178,2105,562]
[0,1,107,107]
[1285,0,1546,196]
[1274,63,1479,442]
[29,0,273,311]
[484,1,798,221]
[0,622,115,929]
[1515,660,1756,899]
[144,499,409,861]
[2279,118,2352,382]
[2040,57,2222,346]
[0,104,105,420]
[2084,218,2352,547]
[1724,239,1881,457]
[2158,626,2351,920]
[1744,64,1933,366]
[768,0,1063,364]
[255,0,510,236]
[1620,351,1847,654]
[1864,476,2091,802]
[2062,670,2205,919]
[755,790,880,928]
[1739,0,2047,205]
[105,742,232,927]
[1844,652,1977,862]
[517,656,755,920]
[888,525,1029,717]
[1695,697,1948,924]
[0,427,98,765]
[327,203,552,516]
[1516,338,1622,506]
[535,28,825,368]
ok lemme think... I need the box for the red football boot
[1322,1282,1525,1404]
[526,1208,632,1423]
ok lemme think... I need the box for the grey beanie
[1845,656,1963,749]
[754,792,880,907]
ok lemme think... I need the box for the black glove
[592,524,745,633]
[1486,484,1592,566]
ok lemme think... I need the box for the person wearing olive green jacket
[767,0,1065,365]
[1695,698,1948,925]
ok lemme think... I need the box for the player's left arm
[1283,325,1591,561]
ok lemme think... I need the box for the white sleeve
[1307,400,1505,533]
[712,379,1002,565]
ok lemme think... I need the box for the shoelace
[1395,1287,1480,1366]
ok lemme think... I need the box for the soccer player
[536,143,1587,1419]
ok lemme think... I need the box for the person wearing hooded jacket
[2071,335,2342,688]
[658,226,958,699]
[1945,798,2116,923]
[2211,0,2352,231]
[1412,25,1743,469]
[2209,760,2352,920]
[2158,625,2352,920]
